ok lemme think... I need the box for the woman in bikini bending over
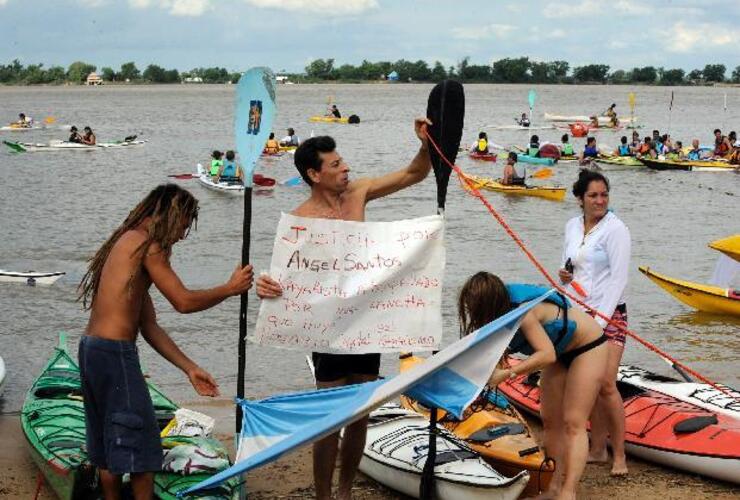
[459,274,608,500]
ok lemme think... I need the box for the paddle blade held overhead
[426,80,465,213]
[234,68,277,187]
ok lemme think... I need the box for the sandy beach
[2,397,737,500]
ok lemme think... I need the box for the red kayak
[498,357,740,484]
[469,151,497,162]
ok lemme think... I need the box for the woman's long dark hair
[78,184,199,309]
[458,272,511,337]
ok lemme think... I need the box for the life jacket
[209,159,223,176]
[639,143,650,154]
[562,143,574,156]
[687,149,701,161]
[584,145,598,158]
[264,139,280,154]
[477,138,488,153]
[618,144,630,156]
[506,284,576,356]
[221,160,237,178]
[527,143,539,157]
[715,139,729,156]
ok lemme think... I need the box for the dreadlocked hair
[458,272,511,337]
[78,184,199,309]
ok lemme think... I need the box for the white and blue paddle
[233,67,277,435]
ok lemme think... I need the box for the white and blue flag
[181,290,553,496]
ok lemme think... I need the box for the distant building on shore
[86,72,103,86]
[386,71,399,82]
[183,76,204,83]
[276,75,293,84]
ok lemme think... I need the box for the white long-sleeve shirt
[562,211,631,328]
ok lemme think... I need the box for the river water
[0,83,738,414]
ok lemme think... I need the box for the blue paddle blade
[234,68,277,187]
[528,89,536,109]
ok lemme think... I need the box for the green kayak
[21,333,239,499]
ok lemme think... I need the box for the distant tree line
[0,60,241,85]
[301,57,740,86]
[1,58,739,86]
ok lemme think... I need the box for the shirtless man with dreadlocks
[77,184,253,499]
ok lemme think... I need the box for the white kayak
[544,113,638,125]
[195,163,245,194]
[0,355,5,396]
[618,365,740,419]
[485,124,555,131]
[0,269,65,285]
[3,139,146,152]
[360,404,529,500]
[194,164,276,194]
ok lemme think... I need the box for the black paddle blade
[426,80,465,212]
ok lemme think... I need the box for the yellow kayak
[279,145,297,152]
[639,158,736,171]
[399,355,553,497]
[639,266,740,316]
[596,155,643,167]
[308,115,349,124]
[709,235,740,263]
[466,175,565,201]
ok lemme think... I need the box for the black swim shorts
[311,352,381,383]
[78,336,163,475]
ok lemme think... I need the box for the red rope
[426,131,738,400]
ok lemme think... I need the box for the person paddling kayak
[15,113,33,128]
[280,127,300,147]
[68,126,83,144]
[326,104,341,119]
[517,112,530,127]
[471,131,490,154]
[209,150,224,177]
[81,126,96,146]
[502,151,526,186]
[77,184,254,499]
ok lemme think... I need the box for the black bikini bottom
[559,334,607,368]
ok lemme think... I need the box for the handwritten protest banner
[254,213,445,353]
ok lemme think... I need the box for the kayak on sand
[399,355,553,497]
[360,404,530,500]
[21,333,239,500]
[499,357,740,485]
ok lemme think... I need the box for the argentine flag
[181,290,553,496]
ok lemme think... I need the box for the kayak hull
[466,175,565,201]
[361,404,530,500]
[499,358,740,485]
[0,269,65,285]
[469,151,497,162]
[309,115,349,124]
[639,158,735,172]
[3,139,146,152]
[596,156,643,167]
[515,154,555,166]
[709,235,740,263]
[544,113,637,125]
[400,356,553,496]
[0,355,5,396]
[639,266,740,316]
[21,334,239,499]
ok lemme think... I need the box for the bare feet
[610,454,629,476]
[587,449,609,463]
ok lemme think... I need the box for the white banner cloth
[254,213,445,353]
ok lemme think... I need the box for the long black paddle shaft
[237,186,253,433]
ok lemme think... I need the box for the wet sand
[2,398,737,499]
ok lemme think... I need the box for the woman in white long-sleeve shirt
[558,168,631,476]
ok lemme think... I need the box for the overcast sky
[2,0,738,74]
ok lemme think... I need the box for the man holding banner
[256,116,435,500]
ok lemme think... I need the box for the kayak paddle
[530,168,553,179]
[233,67,277,437]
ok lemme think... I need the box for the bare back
[85,228,152,341]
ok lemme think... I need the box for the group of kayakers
[600,128,739,163]
[262,128,301,155]
[208,149,242,182]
